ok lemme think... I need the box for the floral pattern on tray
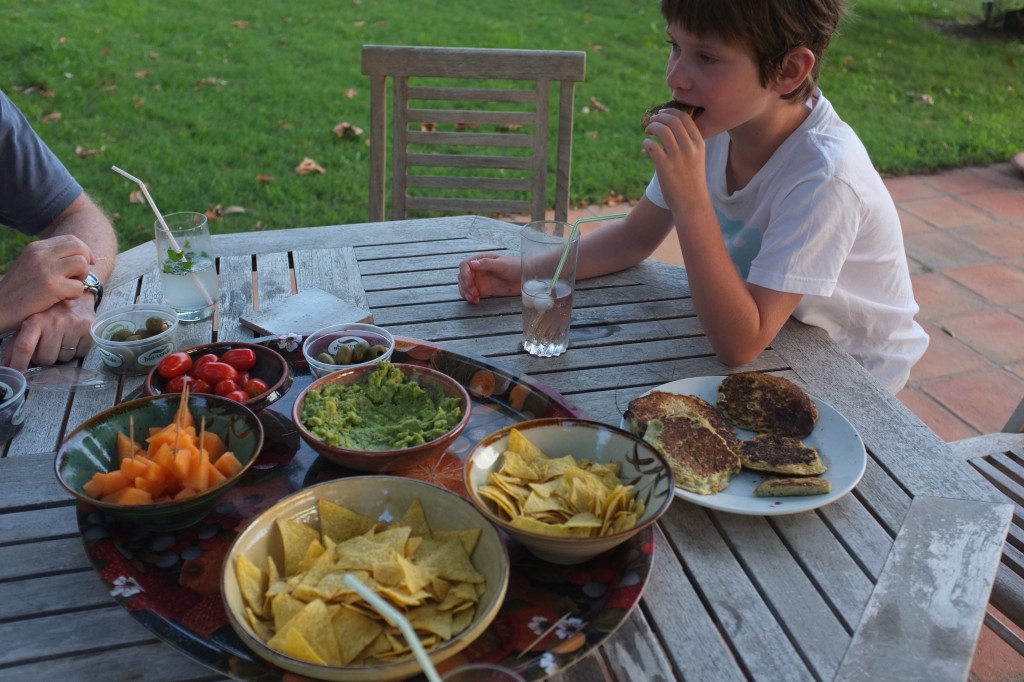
[80,337,655,680]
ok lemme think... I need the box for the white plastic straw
[111,166,214,306]
[343,573,442,682]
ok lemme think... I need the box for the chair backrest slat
[362,44,585,223]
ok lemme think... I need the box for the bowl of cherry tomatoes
[144,341,294,412]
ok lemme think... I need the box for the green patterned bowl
[55,394,263,531]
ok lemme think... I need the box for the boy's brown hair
[661,0,846,102]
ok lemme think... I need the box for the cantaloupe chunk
[105,486,154,506]
[88,470,130,497]
[119,456,149,481]
[117,432,144,462]
[174,487,197,500]
[214,451,244,478]
[185,449,211,492]
[200,431,227,459]
[133,475,168,498]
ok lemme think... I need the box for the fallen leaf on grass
[332,121,363,138]
[205,206,223,221]
[75,145,102,158]
[14,85,54,98]
[133,97,145,109]
[907,92,935,105]
[589,96,609,112]
[232,20,249,29]
[295,157,325,175]
[135,70,151,79]
[197,76,228,87]
[42,111,62,123]
[149,51,159,60]
[344,88,357,99]
[420,122,437,132]
[255,173,275,183]
[604,192,624,207]
[129,190,145,204]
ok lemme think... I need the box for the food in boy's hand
[754,477,832,497]
[641,100,699,129]
[738,433,826,475]
[716,372,819,438]
[299,361,463,450]
[82,388,244,505]
[235,498,485,666]
[477,428,646,536]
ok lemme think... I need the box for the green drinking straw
[547,213,627,296]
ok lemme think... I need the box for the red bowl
[145,341,293,412]
[291,363,471,472]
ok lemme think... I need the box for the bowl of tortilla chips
[464,418,675,564]
[221,475,509,681]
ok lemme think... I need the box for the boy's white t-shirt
[645,91,928,393]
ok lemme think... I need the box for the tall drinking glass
[520,220,578,357]
[154,212,218,321]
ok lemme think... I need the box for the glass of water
[520,220,578,357]
[154,212,219,321]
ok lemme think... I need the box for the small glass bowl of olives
[90,303,180,376]
[302,322,395,379]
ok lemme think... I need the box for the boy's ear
[775,47,816,97]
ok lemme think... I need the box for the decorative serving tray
[78,337,655,680]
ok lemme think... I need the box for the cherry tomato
[195,361,239,385]
[214,379,240,397]
[166,375,189,392]
[243,378,270,398]
[224,390,249,403]
[221,348,257,371]
[188,378,213,394]
[157,352,192,379]
[193,353,220,372]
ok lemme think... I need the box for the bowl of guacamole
[292,361,471,472]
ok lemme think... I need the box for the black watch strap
[83,272,103,310]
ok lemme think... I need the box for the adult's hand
[2,295,95,370]
[0,234,94,334]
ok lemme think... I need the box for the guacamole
[300,362,463,450]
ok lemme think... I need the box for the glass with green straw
[520,214,626,357]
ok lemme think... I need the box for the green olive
[368,344,388,359]
[350,339,370,362]
[145,316,170,334]
[317,352,336,365]
[108,329,134,342]
[124,334,145,342]
[334,344,354,365]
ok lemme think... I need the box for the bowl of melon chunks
[55,387,264,531]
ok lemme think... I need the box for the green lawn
[2,0,1021,269]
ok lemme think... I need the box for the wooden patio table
[0,215,1013,682]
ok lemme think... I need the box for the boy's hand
[642,110,708,211]
[457,253,522,304]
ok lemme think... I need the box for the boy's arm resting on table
[457,198,675,304]
[1,193,118,369]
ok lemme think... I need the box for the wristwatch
[83,272,103,310]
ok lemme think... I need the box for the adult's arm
[1,193,118,369]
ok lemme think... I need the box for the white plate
[621,376,867,516]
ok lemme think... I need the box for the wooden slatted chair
[948,397,1024,654]
[361,45,586,223]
